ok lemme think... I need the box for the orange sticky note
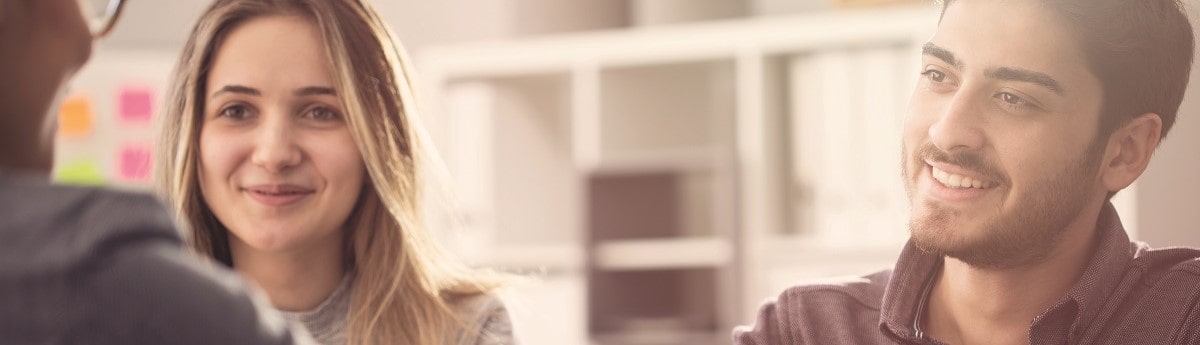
[58,93,94,138]
[117,143,152,182]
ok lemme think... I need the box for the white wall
[101,0,627,57]
[99,0,208,52]
[1136,0,1200,247]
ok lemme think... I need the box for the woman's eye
[305,106,341,121]
[218,105,252,120]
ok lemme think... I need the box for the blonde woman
[155,0,514,344]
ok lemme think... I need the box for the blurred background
[58,0,1200,344]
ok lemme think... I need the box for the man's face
[902,0,1107,268]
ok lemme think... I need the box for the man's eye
[922,69,947,83]
[999,92,1024,105]
[995,92,1040,112]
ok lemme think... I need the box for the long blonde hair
[155,0,500,344]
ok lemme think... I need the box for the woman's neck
[230,236,346,312]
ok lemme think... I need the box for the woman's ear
[1100,113,1162,193]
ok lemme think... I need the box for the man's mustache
[915,143,1008,185]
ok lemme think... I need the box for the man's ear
[1100,113,1162,193]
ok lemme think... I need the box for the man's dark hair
[942,0,1194,141]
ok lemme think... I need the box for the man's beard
[902,140,1104,269]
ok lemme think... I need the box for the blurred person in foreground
[735,0,1199,344]
[0,0,314,343]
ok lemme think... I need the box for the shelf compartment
[588,172,717,240]
[592,329,725,345]
[441,74,582,247]
[588,268,719,337]
[598,60,735,159]
[593,237,732,270]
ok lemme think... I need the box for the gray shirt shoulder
[0,175,314,345]
[733,270,892,345]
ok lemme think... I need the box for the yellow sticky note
[55,160,106,186]
[58,94,94,138]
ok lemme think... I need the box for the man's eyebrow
[985,67,1065,95]
[922,42,1066,96]
[210,85,260,98]
[294,86,336,97]
[922,42,961,68]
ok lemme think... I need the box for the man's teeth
[932,166,994,189]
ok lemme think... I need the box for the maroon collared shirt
[734,203,1200,344]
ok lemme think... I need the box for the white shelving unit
[594,237,733,271]
[419,5,940,345]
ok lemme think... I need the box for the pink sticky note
[118,86,154,124]
[117,143,152,182]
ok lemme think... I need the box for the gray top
[452,292,517,345]
[0,173,315,344]
[280,276,352,345]
[281,276,517,345]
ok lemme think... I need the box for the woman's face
[199,15,365,255]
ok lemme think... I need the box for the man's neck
[231,237,346,312]
[0,130,53,175]
[923,204,1103,345]
[0,58,68,175]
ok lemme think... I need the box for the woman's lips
[242,184,314,207]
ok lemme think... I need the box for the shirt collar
[878,202,1132,343]
[879,238,942,343]
[1040,201,1132,339]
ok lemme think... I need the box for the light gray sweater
[280,277,516,345]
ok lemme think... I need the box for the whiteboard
[52,48,178,192]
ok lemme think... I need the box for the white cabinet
[419,5,939,344]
